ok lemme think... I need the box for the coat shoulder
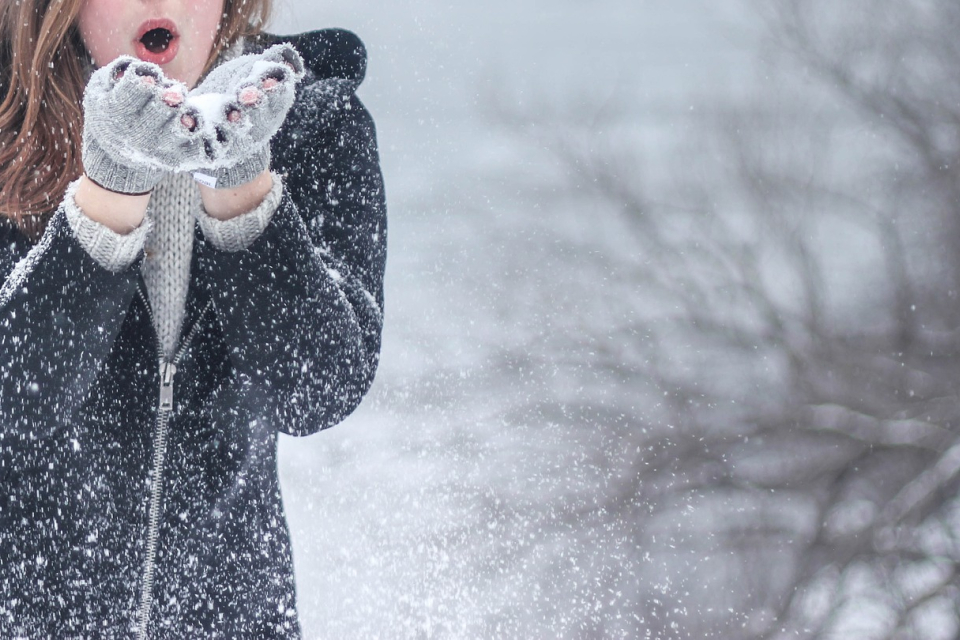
[247,29,367,86]
[0,215,33,258]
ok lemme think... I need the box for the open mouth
[135,19,179,65]
[140,28,174,54]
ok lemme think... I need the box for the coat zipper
[134,283,213,640]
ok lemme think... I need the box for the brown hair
[0,0,272,242]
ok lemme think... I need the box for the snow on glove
[180,43,306,189]
[82,57,197,194]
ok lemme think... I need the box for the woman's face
[77,0,225,88]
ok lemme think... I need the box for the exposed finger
[112,59,134,82]
[238,86,262,106]
[253,61,292,92]
[162,88,184,107]
[132,63,162,84]
[263,43,305,78]
[181,113,197,131]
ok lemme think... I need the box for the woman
[0,0,386,635]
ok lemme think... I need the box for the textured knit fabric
[66,172,283,359]
[82,58,190,194]
[141,173,197,360]
[0,29,384,638]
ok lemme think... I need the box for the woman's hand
[81,57,198,194]
[76,44,304,231]
[180,43,305,189]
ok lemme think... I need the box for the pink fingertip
[239,86,261,105]
[227,108,242,123]
[181,114,196,130]
[141,76,156,86]
[262,78,279,90]
[162,89,183,106]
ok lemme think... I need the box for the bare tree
[477,1,960,638]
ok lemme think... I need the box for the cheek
[77,0,129,66]
[177,0,223,86]
[186,0,224,47]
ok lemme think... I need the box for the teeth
[140,28,173,54]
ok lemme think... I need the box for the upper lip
[135,18,179,42]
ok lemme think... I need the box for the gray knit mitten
[82,57,197,194]
[181,43,305,188]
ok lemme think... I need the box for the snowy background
[266,1,960,638]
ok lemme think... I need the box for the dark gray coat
[0,29,386,638]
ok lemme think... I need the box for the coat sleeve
[0,211,145,438]
[195,74,387,436]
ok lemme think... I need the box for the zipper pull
[159,361,177,413]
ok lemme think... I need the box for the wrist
[198,169,274,220]
[74,174,151,235]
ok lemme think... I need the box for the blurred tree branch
[478,1,960,638]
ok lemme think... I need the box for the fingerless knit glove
[82,57,197,194]
[181,43,306,188]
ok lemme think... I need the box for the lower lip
[135,37,179,66]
